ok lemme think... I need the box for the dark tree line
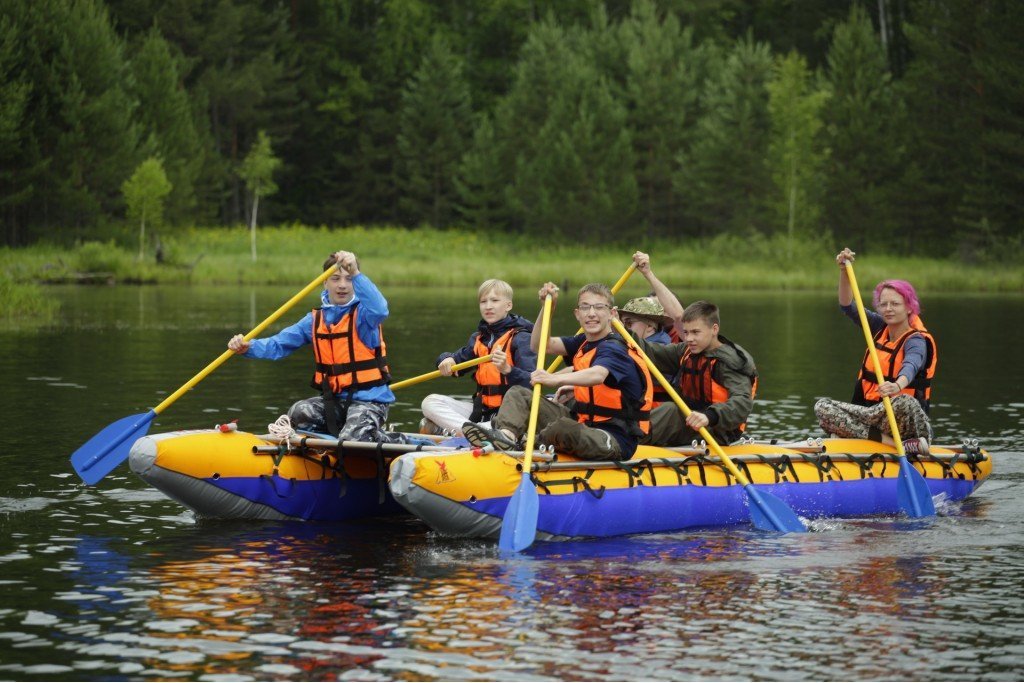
[1,0,1021,258]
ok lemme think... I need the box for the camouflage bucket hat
[620,297,673,325]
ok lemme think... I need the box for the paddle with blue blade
[844,260,935,517]
[70,263,343,485]
[612,319,807,533]
[498,292,554,552]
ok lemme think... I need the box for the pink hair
[873,279,921,317]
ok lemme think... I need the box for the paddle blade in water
[498,472,539,552]
[70,410,156,485]
[745,485,807,533]
[896,459,936,517]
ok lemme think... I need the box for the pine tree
[129,28,207,225]
[396,35,473,228]
[456,113,517,231]
[957,1,1024,258]
[897,0,985,253]
[821,4,905,248]
[498,19,638,239]
[344,0,436,225]
[482,19,578,231]
[766,51,830,250]
[618,1,702,238]
[0,12,33,245]
[676,34,775,237]
[5,0,140,238]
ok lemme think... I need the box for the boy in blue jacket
[228,250,407,443]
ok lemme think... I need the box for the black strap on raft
[807,453,843,482]
[652,457,703,486]
[611,459,657,487]
[537,471,606,499]
[745,453,799,483]
[331,438,350,498]
[374,441,387,504]
[260,473,297,499]
[846,452,889,479]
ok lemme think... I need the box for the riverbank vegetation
[1,1,1021,263]
[0,272,58,321]
[2,226,1021,294]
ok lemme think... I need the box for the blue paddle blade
[745,485,807,533]
[498,472,539,552]
[70,410,156,485]
[896,459,936,517]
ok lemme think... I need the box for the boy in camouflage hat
[619,296,674,344]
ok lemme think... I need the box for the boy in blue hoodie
[420,279,536,435]
[228,250,407,443]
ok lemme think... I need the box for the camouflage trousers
[287,397,411,444]
[813,394,933,441]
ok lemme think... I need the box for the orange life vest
[572,334,653,437]
[854,317,937,412]
[675,341,758,436]
[309,305,390,395]
[652,380,672,407]
[471,328,522,417]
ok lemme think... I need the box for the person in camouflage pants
[814,394,933,442]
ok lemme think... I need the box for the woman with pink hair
[814,247,938,453]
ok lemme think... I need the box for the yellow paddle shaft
[390,355,492,391]
[522,295,554,472]
[844,261,905,455]
[546,261,638,372]
[610,319,753,487]
[153,265,340,415]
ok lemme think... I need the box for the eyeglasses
[576,304,611,313]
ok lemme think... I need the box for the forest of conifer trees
[1,0,1021,259]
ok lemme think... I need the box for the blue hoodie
[244,273,395,403]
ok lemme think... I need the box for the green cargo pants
[493,385,623,461]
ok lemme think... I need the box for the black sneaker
[462,422,518,450]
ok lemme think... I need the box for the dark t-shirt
[561,333,646,457]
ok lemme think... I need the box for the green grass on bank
[0,271,59,321]
[2,225,1023,298]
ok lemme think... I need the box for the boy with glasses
[463,281,653,461]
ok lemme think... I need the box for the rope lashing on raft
[268,414,297,446]
[263,413,351,495]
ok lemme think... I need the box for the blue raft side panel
[464,475,983,538]
[213,474,404,521]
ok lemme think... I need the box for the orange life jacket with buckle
[853,317,937,413]
[471,328,522,417]
[572,334,653,437]
[309,305,390,395]
[675,340,758,436]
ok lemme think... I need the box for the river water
[0,284,1022,681]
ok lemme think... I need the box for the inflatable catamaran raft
[129,428,991,536]
[388,438,990,540]
[128,428,431,521]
